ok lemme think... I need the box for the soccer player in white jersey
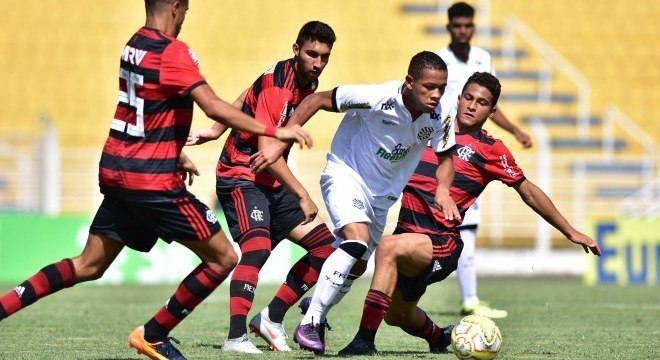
[251,51,459,354]
[437,2,532,318]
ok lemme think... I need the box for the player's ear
[489,107,497,118]
[172,1,180,16]
[405,74,414,89]
[293,43,300,58]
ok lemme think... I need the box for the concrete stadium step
[498,70,545,80]
[522,115,601,126]
[550,137,627,151]
[571,161,651,174]
[595,186,642,198]
[425,25,504,37]
[400,3,448,14]
[501,93,575,103]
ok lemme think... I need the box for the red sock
[356,289,392,342]
[403,312,444,343]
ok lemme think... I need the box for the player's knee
[72,256,108,281]
[376,236,400,261]
[215,247,238,272]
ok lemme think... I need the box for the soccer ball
[451,314,502,360]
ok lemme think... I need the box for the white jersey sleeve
[332,84,388,114]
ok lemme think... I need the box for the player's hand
[249,142,288,173]
[178,154,200,186]
[274,125,313,149]
[186,128,215,146]
[434,187,461,222]
[299,194,319,225]
[568,232,601,256]
[514,129,533,148]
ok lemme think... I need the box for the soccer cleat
[293,322,324,354]
[460,300,508,319]
[221,333,263,354]
[248,308,292,351]
[128,326,187,360]
[428,325,454,353]
[337,336,378,357]
[298,297,332,343]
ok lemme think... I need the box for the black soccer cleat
[429,325,454,353]
[338,336,378,357]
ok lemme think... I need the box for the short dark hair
[448,2,475,21]
[408,51,447,79]
[145,0,188,14]
[296,21,336,47]
[462,72,501,107]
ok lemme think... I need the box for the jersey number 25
[110,69,145,137]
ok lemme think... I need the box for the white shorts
[460,196,482,227]
[320,160,395,260]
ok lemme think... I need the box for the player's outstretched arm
[248,90,333,173]
[286,90,335,127]
[434,152,460,221]
[257,136,319,225]
[513,179,601,255]
[186,89,248,146]
[190,84,313,146]
[490,109,532,148]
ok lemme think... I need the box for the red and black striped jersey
[216,59,317,189]
[398,128,526,235]
[99,27,206,200]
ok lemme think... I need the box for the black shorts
[393,227,463,302]
[216,178,304,244]
[89,190,221,252]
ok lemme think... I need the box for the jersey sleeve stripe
[331,87,339,112]
[181,80,207,97]
[435,144,456,157]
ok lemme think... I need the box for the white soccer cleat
[461,299,508,319]
[249,308,292,352]
[221,334,263,354]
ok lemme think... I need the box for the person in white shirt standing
[251,51,459,354]
[438,2,532,319]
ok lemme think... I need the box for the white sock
[458,227,478,305]
[301,247,359,325]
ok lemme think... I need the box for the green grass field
[0,277,658,359]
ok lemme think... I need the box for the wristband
[263,122,277,137]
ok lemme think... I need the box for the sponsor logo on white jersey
[376,143,410,162]
[380,99,395,111]
[340,101,371,112]
[352,199,365,210]
[417,127,434,141]
[457,145,475,161]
